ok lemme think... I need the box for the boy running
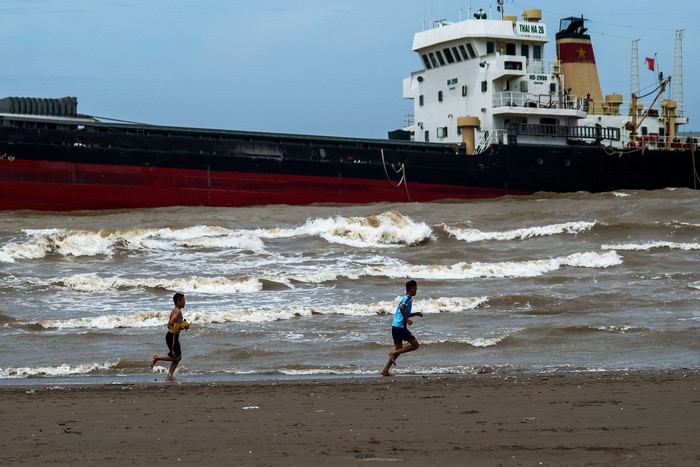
[381,280,423,376]
[151,293,188,381]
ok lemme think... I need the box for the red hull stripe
[0,159,525,210]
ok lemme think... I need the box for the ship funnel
[555,16,603,103]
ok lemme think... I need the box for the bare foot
[151,354,157,369]
[388,352,397,366]
[165,374,177,382]
[381,370,392,377]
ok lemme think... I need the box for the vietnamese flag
[645,57,655,71]
[557,41,596,63]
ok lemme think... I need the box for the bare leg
[392,339,419,359]
[381,343,403,376]
[151,354,174,367]
[151,354,181,373]
[166,360,180,381]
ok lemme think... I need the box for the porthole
[537,157,544,165]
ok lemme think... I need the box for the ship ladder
[381,149,413,202]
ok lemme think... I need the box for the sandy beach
[1,370,698,466]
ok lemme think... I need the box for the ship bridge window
[443,48,455,63]
[421,54,432,69]
[497,42,506,54]
[435,51,446,66]
[533,45,542,60]
[521,44,529,58]
[451,47,462,62]
[429,52,439,68]
[504,61,522,70]
[458,45,469,60]
[486,41,495,54]
[465,43,477,59]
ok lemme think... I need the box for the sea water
[0,189,698,384]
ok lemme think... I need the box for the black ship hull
[0,121,696,210]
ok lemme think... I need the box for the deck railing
[492,92,581,110]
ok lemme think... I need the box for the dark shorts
[166,332,181,358]
[392,326,416,344]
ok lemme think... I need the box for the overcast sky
[0,0,695,138]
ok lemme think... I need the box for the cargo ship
[0,8,696,211]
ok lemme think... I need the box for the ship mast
[671,29,684,117]
[630,39,640,99]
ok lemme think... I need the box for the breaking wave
[422,334,510,348]
[58,275,263,294]
[255,210,432,247]
[52,250,622,293]
[0,226,265,262]
[443,221,596,242]
[273,250,622,283]
[601,241,700,251]
[0,362,117,379]
[31,296,488,330]
[0,211,431,263]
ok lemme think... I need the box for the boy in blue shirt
[381,280,423,376]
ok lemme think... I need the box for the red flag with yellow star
[645,57,655,71]
[557,41,596,63]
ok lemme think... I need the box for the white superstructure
[401,9,688,153]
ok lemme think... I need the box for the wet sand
[1,370,698,466]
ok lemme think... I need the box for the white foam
[423,334,510,348]
[279,368,368,376]
[258,211,433,248]
[58,274,263,294]
[594,325,643,333]
[444,221,596,242]
[274,250,622,283]
[35,296,488,329]
[0,226,267,263]
[1,229,116,262]
[40,311,169,329]
[0,361,117,378]
[1,212,431,262]
[602,241,700,251]
[54,250,620,295]
[0,237,52,263]
[124,225,265,252]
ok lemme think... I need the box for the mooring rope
[381,149,413,202]
[601,143,645,157]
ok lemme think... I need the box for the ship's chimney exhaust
[555,16,603,105]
